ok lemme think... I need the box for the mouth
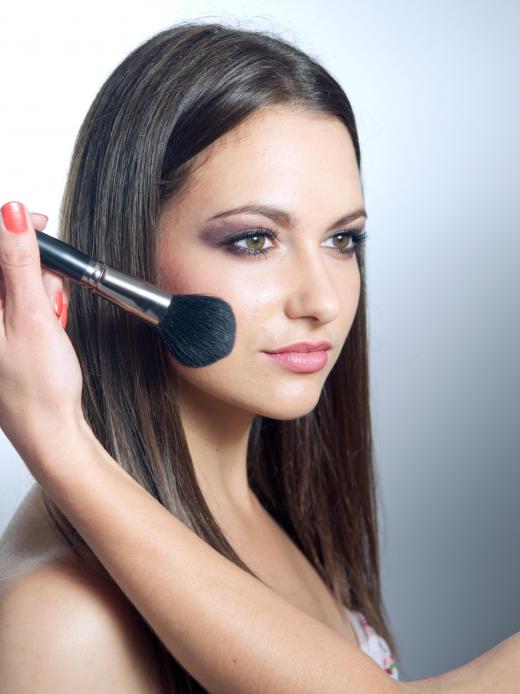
[262,347,330,373]
[264,340,333,354]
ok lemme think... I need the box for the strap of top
[345,608,399,680]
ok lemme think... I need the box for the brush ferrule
[80,261,171,326]
[81,259,105,287]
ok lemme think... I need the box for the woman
[0,22,517,693]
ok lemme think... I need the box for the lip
[262,349,329,373]
[264,340,332,354]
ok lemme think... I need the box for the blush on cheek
[157,264,197,295]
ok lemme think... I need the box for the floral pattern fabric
[345,608,399,680]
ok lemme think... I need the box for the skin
[0,106,518,690]
[0,106,368,687]
[156,105,365,524]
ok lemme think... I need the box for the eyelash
[225,226,367,260]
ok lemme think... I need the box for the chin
[253,395,322,421]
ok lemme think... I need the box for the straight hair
[40,21,399,691]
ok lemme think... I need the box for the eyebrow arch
[207,204,368,231]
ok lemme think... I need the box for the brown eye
[323,230,367,257]
[245,234,267,251]
[226,227,366,260]
[332,233,351,251]
[226,228,277,258]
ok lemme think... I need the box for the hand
[0,201,85,467]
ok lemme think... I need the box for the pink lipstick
[263,340,332,373]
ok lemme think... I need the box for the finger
[42,271,72,304]
[30,211,49,230]
[41,270,71,323]
[0,208,49,307]
[29,213,72,310]
[42,269,65,316]
[0,275,70,327]
[0,201,50,336]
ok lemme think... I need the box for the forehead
[169,106,363,218]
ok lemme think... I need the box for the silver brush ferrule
[80,260,172,326]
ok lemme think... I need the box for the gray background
[1,0,518,682]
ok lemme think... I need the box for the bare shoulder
[0,486,163,693]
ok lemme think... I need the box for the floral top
[345,608,399,680]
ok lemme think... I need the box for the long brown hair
[40,20,399,691]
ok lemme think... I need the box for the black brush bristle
[156,294,236,368]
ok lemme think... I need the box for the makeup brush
[35,230,236,368]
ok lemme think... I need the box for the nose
[283,247,343,324]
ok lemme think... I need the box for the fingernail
[1,201,30,233]
[54,290,64,317]
[59,302,68,329]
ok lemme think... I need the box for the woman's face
[156,106,365,421]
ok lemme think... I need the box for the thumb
[0,201,47,336]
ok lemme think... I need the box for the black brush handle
[34,229,236,366]
[36,230,92,281]
[35,228,172,326]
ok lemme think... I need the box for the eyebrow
[207,204,367,231]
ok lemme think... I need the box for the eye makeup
[223,227,367,261]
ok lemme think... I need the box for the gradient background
[1,0,518,682]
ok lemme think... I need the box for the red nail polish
[60,302,68,329]
[54,291,64,317]
[1,202,29,233]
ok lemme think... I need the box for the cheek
[349,261,362,312]
[327,262,362,357]
[159,252,273,338]
[159,257,262,383]
[157,246,206,294]
[159,244,234,296]
[165,295,265,411]
[162,270,363,420]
